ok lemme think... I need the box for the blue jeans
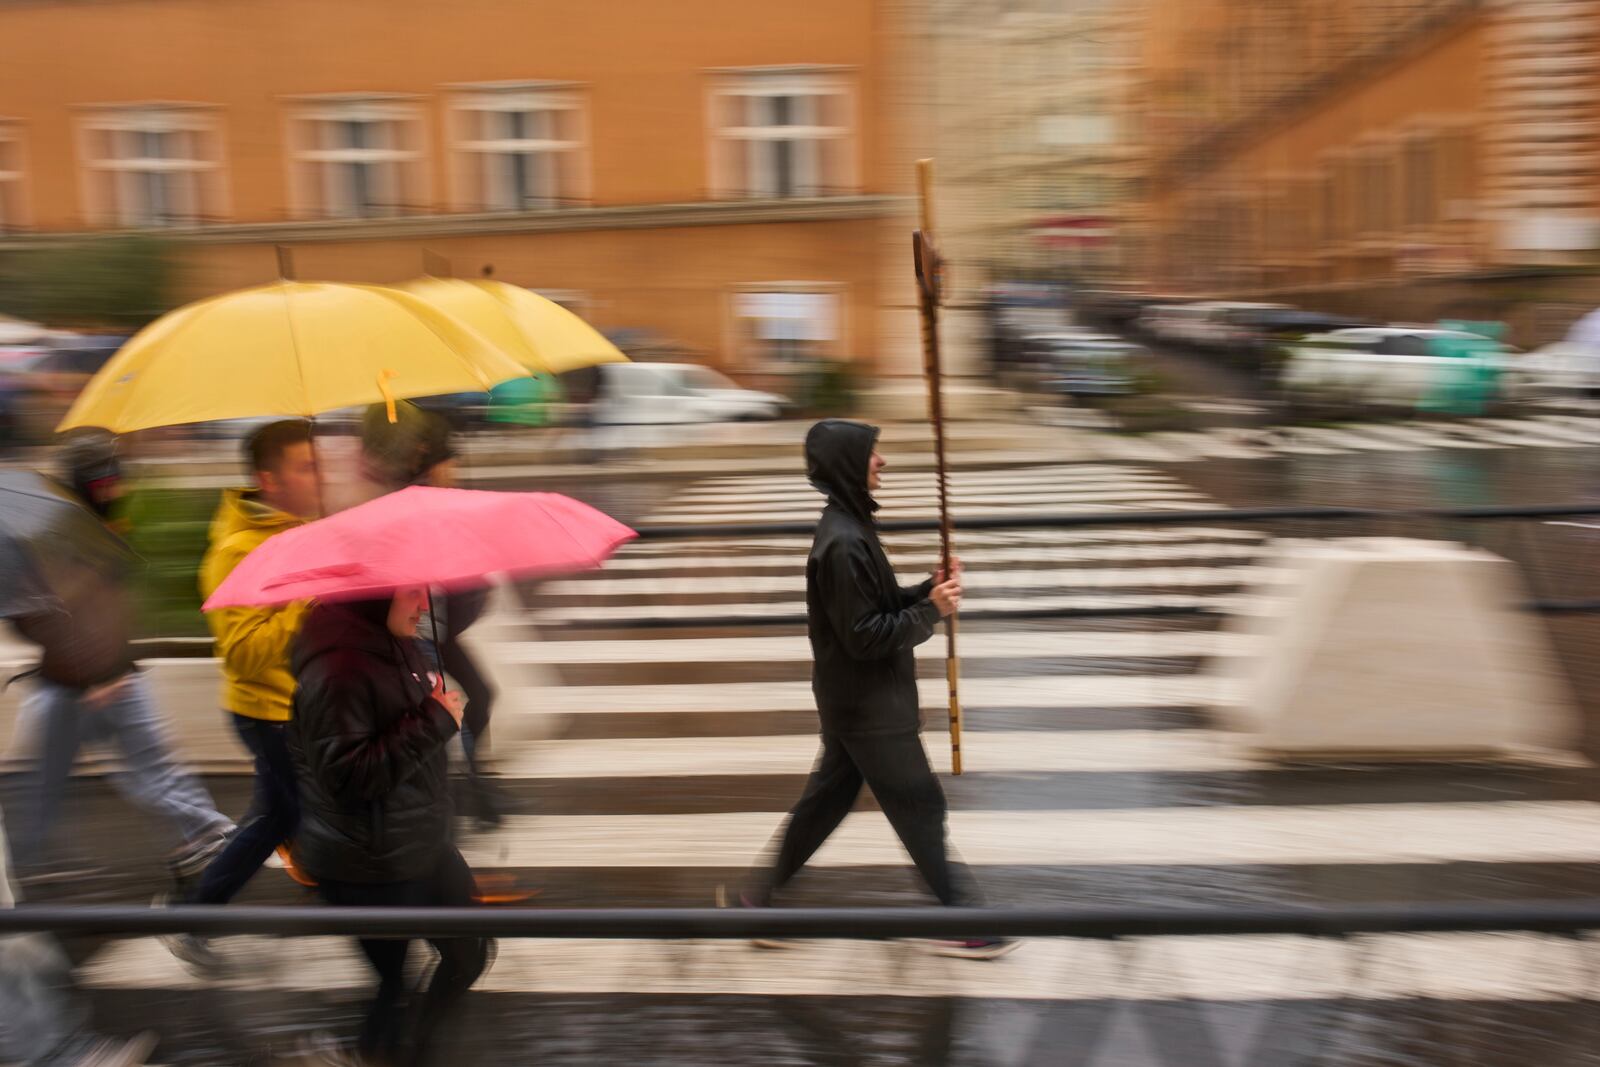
[188,713,299,905]
[0,810,98,1066]
[13,672,230,871]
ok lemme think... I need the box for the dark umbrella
[0,470,135,619]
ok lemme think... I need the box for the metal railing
[8,901,1600,940]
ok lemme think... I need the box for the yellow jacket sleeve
[201,536,312,682]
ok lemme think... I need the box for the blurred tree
[0,235,177,331]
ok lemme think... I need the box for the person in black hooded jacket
[732,419,1015,960]
[289,587,488,1066]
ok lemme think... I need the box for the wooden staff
[912,158,962,775]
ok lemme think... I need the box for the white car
[1521,343,1600,399]
[1283,327,1526,409]
[592,362,788,425]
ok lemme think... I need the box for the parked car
[591,362,788,425]
[1190,302,1293,351]
[1282,327,1527,411]
[0,334,125,444]
[1025,331,1144,397]
[1520,343,1600,399]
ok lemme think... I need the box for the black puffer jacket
[289,600,459,884]
[805,420,940,736]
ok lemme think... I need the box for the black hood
[291,597,406,676]
[805,419,879,522]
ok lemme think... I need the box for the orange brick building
[0,0,919,379]
[1127,0,1600,338]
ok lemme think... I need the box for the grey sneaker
[168,824,234,881]
[151,892,224,978]
[291,1031,367,1066]
[72,1032,158,1066]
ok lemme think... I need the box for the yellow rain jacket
[199,489,311,722]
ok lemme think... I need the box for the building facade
[0,0,919,380]
[1129,0,1600,339]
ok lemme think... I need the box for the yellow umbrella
[58,281,530,433]
[402,276,627,376]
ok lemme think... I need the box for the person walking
[290,587,489,1067]
[7,432,233,888]
[0,808,157,1066]
[335,401,504,828]
[162,420,320,969]
[728,419,1015,959]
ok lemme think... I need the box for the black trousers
[316,847,489,1067]
[759,730,978,906]
[189,715,298,904]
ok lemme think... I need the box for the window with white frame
[287,98,427,220]
[78,106,225,228]
[0,123,24,232]
[731,284,845,379]
[450,86,588,212]
[709,70,856,199]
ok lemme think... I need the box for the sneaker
[72,1031,159,1066]
[291,1031,366,1066]
[151,892,224,978]
[715,884,799,950]
[275,846,318,888]
[926,937,1021,961]
[168,824,235,881]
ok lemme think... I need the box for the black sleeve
[819,544,940,661]
[898,576,935,608]
[296,652,458,804]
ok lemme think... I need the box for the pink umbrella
[203,485,635,610]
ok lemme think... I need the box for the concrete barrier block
[1212,538,1580,760]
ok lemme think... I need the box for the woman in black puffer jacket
[289,587,487,1067]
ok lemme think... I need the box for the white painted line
[1084,436,1196,464]
[545,565,1274,599]
[657,488,1204,513]
[502,630,1247,664]
[537,592,1245,625]
[1399,422,1500,449]
[1289,427,1412,453]
[644,499,1212,524]
[1483,418,1600,445]
[76,932,1600,1001]
[1350,423,1490,450]
[593,542,1264,573]
[496,729,1296,778]
[1448,422,1578,448]
[448,802,1600,868]
[525,674,1229,714]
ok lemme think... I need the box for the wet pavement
[11,416,1600,1065]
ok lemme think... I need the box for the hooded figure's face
[805,419,881,520]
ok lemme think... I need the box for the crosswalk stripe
[543,565,1274,600]
[77,932,1600,1001]
[620,528,1267,554]
[538,592,1260,625]
[1288,426,1413,452]
[656,488,1205,513]
[495,730,1268,778]
[1438,421,1579,448]
[592,543,1264,575]
[450,802,1600,868]
[526,675,1225,714]
[504,632,1245,663]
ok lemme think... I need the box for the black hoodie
[288,598,460,883]
[804,420,940,736]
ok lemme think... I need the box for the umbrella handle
[427,588,447,694]
[379,369,400,424]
